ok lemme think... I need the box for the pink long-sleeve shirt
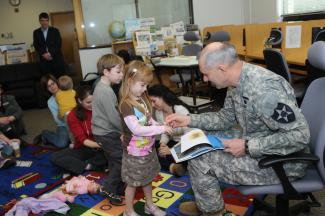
[120,100,165,156]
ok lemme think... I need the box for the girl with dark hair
[50,85,106,175]
[148,84,190,177]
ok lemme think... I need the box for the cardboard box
[6,43,28,52]
[6,50,28,64]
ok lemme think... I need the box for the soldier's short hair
[204,42,238,69]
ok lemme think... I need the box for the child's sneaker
[99,187,124,206]
[144,204,165,216]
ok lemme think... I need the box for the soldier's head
[199,42,240,89]
[39,12,50,29]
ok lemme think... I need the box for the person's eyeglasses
[47,82,56,88]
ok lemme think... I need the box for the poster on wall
[125,19,141,40]
[285,25,302,49]
[170,21,186,36]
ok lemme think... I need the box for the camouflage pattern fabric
[188,62,310,213]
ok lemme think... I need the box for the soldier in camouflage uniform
[166,42,310,216]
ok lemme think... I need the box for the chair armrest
[258,152,319,199]
[259,152,319,169]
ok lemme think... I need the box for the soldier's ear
[218,64,227,73]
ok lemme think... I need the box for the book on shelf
[170,129,224,163]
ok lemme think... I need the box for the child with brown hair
[55,75,76,119]
[119,60,172,216]
[92,54,125,205]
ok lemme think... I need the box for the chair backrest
[300,77,325,181]
[265,28,282,46]
[182,44,202,57]
[183,31,200,42]
[308,41,325,70]
[313,29,325,43]
[306,41,325,84]
[182,31,202,57]
[206,30,230,43]
[263,48,291,83]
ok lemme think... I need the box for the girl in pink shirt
[119,61,172,216]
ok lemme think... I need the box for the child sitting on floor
[0,131,19,169]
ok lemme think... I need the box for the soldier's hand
[159,145,171,156]
[223,139,246,157]
[165,113,190,128]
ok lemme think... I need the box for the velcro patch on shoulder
[271,103,296,123]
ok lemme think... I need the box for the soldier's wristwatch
[244,140,249,154]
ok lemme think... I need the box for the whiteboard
[79,47,112,79]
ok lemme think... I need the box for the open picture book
[170,129,224,163]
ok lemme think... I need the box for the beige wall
[0,0,73,47]
[248,0,280,24]
[193,0,247,28]
[193,0,280,28]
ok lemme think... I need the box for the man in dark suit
[33,12,65,78]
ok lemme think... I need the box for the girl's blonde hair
[119,60,153,114]
[97,54,124,76]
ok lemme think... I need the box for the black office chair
[263,48,306,103]
[265,28,282,48]
[306,41,325,86]
[169,31,202,95]
[238,77,325,216]
[204,30,230,44]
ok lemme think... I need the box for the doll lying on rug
[50,175,100,203]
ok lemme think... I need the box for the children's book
[170,129,224,163]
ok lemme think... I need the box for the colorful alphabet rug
[0,145,68,215]
[42,171,255,216]
[0,146,256,216]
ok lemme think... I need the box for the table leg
[155,69,163,84]
[176,69,187,95]
[191,68,196,106]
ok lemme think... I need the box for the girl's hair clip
[132,68,138,73]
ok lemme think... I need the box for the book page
[180,129,211,153]
[170,142,212,163]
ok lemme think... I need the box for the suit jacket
[33,26,63,59]
[33,26,65,76]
